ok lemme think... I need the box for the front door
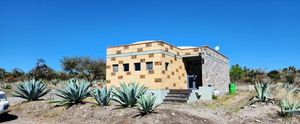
[188,75,198,89]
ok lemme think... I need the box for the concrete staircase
[163,89,192,104]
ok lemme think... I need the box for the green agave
[280,99,300,116]
[112,82,148,107]
[54,79,90,106]
[13,79,50,101]
[137,94,159,115]
[250,82,273,104]
[92,86,112,106]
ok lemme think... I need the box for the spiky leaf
[112,82,148,107]
[137,93,159,115]
[13,79,50,101]
[53,79,90,106]
[92,86,112,106]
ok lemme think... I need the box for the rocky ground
[1,85,300,124]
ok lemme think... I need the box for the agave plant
[279,99,300,117]
[91,86,112,106]
[13,79,50,101]
[51,79,59,86]
[53,79,90,106]
[112,82,148,107]
[137,94,159,115]
[282,82,300,94]
[250,82,273,104]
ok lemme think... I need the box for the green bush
[92,86,112,106]
[53,79,90,106]
[137,94,159,115]
[13,79,50,101]
[230,64,244,83]
[112,82,148,107]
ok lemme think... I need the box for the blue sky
[0,0,300,72]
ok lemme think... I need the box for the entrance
[183,56,203,89]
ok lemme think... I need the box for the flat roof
[107,40,228,59]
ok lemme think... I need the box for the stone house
[106,40,230,103]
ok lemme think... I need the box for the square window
[165,62,169,71]
[123,64,129,71]
[113,64,118,72]
[134,63,141,71]
[146,62,153,71]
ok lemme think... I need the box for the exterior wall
[106,41,229,92]
[106,42,164,89]
[201,47,230,92]
[106,41,188,90]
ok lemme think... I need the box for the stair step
[168,89,192,94]
[164,97,188,101]
[163,99,187,103]
[163,101,186,104]
[162,89,192,104]
[167,92,191,95]
[165,94,189,98]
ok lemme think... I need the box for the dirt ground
[1,85,300,124]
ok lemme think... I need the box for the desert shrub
[279,99,300,117]
[268,70,281,82]
[282,82,300,94]
[1,83,12,89]
[13,79,50,101]
[250,82,273,104]
[137,94,159,115]
[112,82,148,107]
[92,86,112,106]
[212,95,218,100]
[53,79,90,106]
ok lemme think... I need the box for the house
[106,40,230,103]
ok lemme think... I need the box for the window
[134,63,141,71]
[146,62,153,71]
[123,64,129,71]
[165,62,169,71]
[113,64,118,72]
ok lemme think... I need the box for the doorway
[183,56,203,89]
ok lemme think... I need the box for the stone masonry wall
[201,47,230,92]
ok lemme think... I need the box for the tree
[267,70,281,82]
[61,57,106,82]
[243,67,265,83]
[230,64,244,83]
[28,59,57,80]
[0,68,6,81]
[282,66,297,84]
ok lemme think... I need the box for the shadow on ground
[0,113,18,123]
